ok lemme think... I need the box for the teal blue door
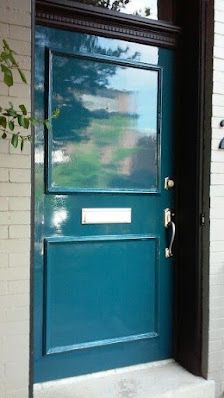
[34,25,175,382]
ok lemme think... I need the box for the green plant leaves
[19,104,27,115]
[0,39,60,151]
[17,114,24,127]
[1,64,13,87]
[23,118,29,129]
[52,108,60,118]
[0,116,7,128]
[45,120,51,130]
[6,103,17,117]
[8,120,14,131]
[18,114,30,129]
[0,39,27,86]
[18,69,27,84]
[11,133,18,148]
[44,108,60,130]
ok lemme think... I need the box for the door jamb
[173,0,213,377]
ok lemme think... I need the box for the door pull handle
[164,208,175,258]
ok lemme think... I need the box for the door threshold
[33,360,215,398]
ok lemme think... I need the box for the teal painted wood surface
[34,26,175,382]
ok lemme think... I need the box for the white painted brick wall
[208,1,224,397]
[0,1,31,398]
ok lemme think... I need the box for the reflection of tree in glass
[134,7,151,17]
[81,0,130,11]
[53,115,132,188]
[78,0,151,17]
[52,113,157,190]
[52,35,139,142]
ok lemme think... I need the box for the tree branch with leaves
[0,39,59,150]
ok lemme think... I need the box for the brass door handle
[164,208,175,258]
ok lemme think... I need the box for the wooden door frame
[31,0,214,387]
[174,0,213,378]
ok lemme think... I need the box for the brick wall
[208,1,224,397]
[0,1,31,397]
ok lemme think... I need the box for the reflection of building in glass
[80,88,136,114]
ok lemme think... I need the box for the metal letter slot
[82,208,132,224]
[164,208,175,258]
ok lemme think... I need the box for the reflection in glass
[73,0,174,22]
[49,53,159,191]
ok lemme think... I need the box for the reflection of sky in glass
[51,55,158,137]
[35,29,159,89]
[96,37,159,65]
[109,67,157,134]
[120,0,158,19]
[72,0,159,20]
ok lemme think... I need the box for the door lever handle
[164,208,175,258]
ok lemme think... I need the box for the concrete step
[34,360,215,398]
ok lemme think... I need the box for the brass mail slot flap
[82,208,132,224]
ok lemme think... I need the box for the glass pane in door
[49,52,160,192]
